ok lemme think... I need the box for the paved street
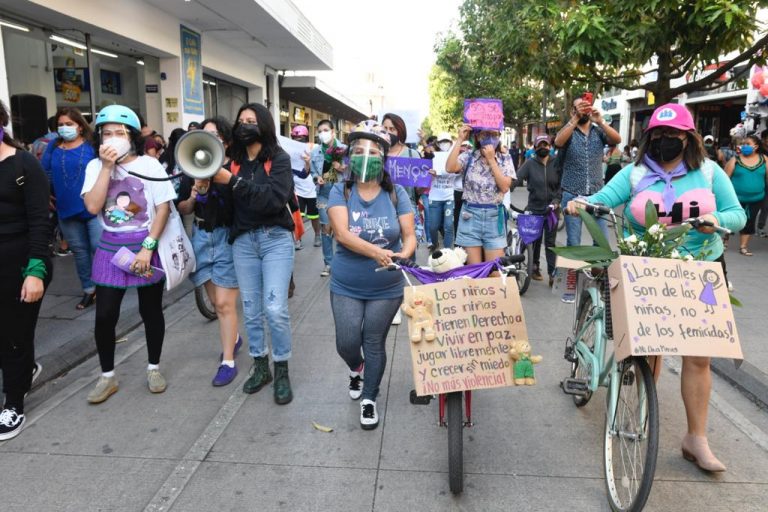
[2,190,767,511]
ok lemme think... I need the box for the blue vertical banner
[180,25,204,115]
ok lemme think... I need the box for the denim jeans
[330,292,402,401]
[561,191,609,247]
[232,227,295,361]
[421,193,431,245]
[427,199,455,249]
[317,190,334,266]
[59,215,103,293]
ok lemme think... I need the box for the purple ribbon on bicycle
[400,259,503,284]
[517,213,546,245]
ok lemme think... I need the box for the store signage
[601,98,618,111]
[180,25,204,115]
[146,84,159,93]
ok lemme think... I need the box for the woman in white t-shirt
[81,106,176,405]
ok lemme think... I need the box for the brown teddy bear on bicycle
[402,292,436,343]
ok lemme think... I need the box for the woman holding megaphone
[210,103,296,405]
[177,117,242,387]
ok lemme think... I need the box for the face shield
[347,138,385,183]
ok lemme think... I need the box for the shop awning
[281,76,368,122]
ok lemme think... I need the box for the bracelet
[142,236,158,251]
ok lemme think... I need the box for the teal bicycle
[559,203,659,512]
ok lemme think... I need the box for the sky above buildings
[292,0,462,122]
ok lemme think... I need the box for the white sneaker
[348,366,364,400]
[360,399,378,430]
[727,280,734,292]
[391,309,402,325]
[320,265,331,277]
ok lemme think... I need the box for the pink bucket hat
[645,103,694,132]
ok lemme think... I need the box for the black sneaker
[360,399,378,430]
[0,408,26,441]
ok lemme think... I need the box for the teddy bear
[509,339,543,385]
[428,247,467,273]
[401,292,436,343]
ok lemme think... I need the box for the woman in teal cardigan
[568,103,746,473]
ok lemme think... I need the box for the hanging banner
[180,25,204,115]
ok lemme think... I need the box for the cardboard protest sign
[608,255,743,361]
[404,277,528,396]
[385,157,433,187]
[277,135,310,172]
[463,98,504,131]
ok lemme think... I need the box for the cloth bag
[157,201,196,291]
[517,213,546,245]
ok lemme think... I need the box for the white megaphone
[174,130,225,180]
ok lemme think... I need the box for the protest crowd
[1,12,765,512]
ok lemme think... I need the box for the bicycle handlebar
[682,218,733,236]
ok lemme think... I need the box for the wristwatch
[142,236,158,251]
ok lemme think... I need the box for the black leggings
[0,235,50,413]
[94,283,165,372]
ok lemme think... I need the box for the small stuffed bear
[401,292,436,343]
[428,247,468,273]
[509,339,543,385]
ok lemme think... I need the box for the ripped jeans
[232,227,295,361]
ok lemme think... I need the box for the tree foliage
[457,0,768,104]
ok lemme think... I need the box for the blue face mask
[741,144,755,156]
[58,125,79,141]
[479,137,499,149]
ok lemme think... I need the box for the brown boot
[681,434,726,472]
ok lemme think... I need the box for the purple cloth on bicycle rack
[546,209,558,230]
[401,259,502,284]
[517,213,546,245]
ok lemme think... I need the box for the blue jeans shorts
[455,203,507,250]
[190,225,238,288]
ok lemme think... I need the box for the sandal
[76,292,96,310]
[739,247,753,257]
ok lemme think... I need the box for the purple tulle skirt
[92,230,164,288]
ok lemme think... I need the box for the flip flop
[739,247,753,256]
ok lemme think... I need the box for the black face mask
[648,136,684,163]
[388,132,400,147]
[234,123,262,145]
[535,148,550,158]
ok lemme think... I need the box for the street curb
[711,358,768,410]
[32,281,195,391]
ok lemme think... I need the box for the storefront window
[203,74,248,121]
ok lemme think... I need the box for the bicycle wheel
[195,286,218,321]
[571,291,598,407]
[604,357,659,512]
[557,209,565,231]
[446,391,463,494]
[506,231,532,295]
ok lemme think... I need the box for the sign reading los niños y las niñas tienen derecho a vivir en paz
[405,277,529,396]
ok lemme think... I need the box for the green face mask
[349,154,384,182]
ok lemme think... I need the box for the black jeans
[94,282,165,372]
[0,235,51,413]
[530,220,558,277]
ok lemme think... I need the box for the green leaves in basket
[551,245,617,263]
[577,208,611,251]
[644,199,658,229]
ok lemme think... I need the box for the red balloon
[759,83,768,97]
[751,72,764,89]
